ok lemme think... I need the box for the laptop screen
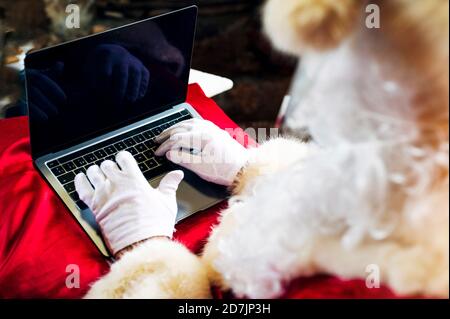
[26,6,197,158]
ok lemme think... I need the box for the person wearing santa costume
[75,0,449,298]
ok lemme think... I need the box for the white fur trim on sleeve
[231,138,315,196]
[84,239,211,299]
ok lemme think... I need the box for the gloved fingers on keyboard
[156,126,190,143]
[74,173,94,206]
[99,160,121,180]
[155,119,197,142]
[166,149,203,170]
[86,165,106,188]
[155,131,204,156]
[115,151,143,176]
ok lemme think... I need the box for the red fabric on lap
[0,120,109,298]
[0,84,397,298]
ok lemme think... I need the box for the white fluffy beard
[215,142,447,298]
[286,34,420,144]
[281,34,449,247]
[212,35,449,298]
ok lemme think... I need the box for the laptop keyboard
[46,110,192,209]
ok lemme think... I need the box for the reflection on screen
[26,7,196,158]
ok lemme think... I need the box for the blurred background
[0,0,297,129]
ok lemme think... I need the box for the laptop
[25,6,227,257]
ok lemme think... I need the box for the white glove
[74,151,184,255]
[155,119,249,186]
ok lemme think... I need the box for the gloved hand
[74,151,184,255]
[84,44,150,105]
[155,119,249,186]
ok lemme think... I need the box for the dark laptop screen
[26,6,197,158]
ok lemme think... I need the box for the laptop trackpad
[149,168,228,222]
